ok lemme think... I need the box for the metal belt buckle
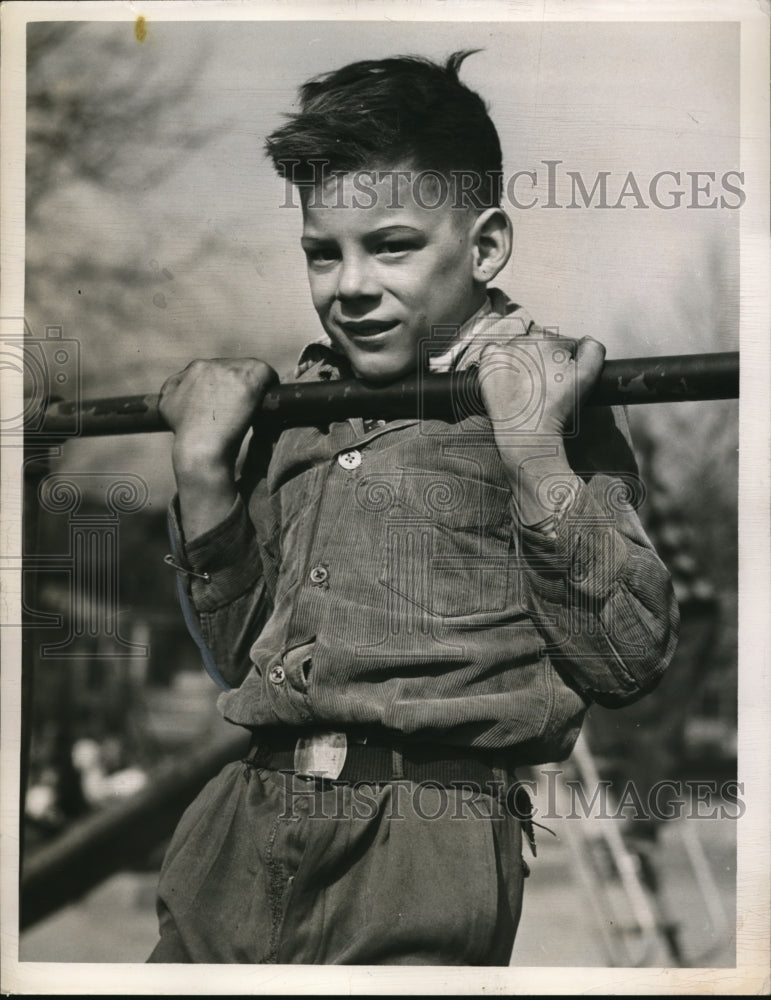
[294,730,348,779]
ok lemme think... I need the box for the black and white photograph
[1,1,768,994]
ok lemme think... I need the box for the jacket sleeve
[517,404,680,707]
[166,434,276,691]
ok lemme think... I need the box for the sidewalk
[511,813,736,967]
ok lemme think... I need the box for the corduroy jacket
[167,291,679,764]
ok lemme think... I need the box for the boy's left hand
[478,334,606,440]
[477,335,606,525]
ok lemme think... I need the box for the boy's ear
[470,208,512,283]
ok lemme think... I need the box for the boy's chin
[350,357,418,385]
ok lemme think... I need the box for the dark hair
[265,50,503,209]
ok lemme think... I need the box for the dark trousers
[148,760,527,965]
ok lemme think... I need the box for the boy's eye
[375,241,415,257]
[303,244,340,265]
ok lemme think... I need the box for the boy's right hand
[159,358,277,540]
[160,358,278,471]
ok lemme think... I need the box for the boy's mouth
[339,319,399,340]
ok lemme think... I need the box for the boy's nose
[337,256,380,300]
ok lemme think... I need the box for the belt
[245,727,518,791]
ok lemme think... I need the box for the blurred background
[18,17,738,965]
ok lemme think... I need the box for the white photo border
[1,0,768,994]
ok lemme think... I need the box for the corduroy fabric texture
[167,289,678,761]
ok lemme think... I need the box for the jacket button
[337,449,362,470]
[269,665,285,684]
[309,565,329,585]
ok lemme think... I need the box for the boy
[149,51,679,965]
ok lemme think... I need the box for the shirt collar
[426,297,494,373]
[294,339,347,380]
[427,288,534,372]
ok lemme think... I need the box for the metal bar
[39,352,739,437]
[20,728,250,929]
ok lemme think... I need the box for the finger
[159,371,181,399]
[546,339,577,365]
[478,344,528,387]
[574,337,606,399]
[576,336,606,364]
[244,359,279,389]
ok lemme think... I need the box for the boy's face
[300,171,487,383]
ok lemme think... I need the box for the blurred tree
[627,242,738,726]
[22,22,224,841]
[590,240,739,774]
[26,24,212,221]
[24,22,242,392]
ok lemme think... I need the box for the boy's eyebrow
[300,235,333,249]
[366,225,424,237]
[301,225,425,247]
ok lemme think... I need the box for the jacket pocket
[376,468,512,618]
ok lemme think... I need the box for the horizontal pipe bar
[38,352,739,438]
[20,729,250,929]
